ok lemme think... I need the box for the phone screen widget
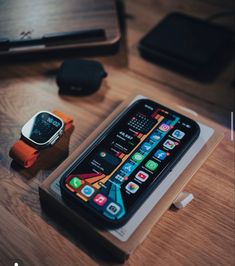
[154,149,167,160]
[127,113,156,133]
[113,129,140,154]
[112,138,138,154]
[90,150,121,175]
[141,142,152,152]
[93,194,107,206]
[98,151,120,164]
[117,130,135,141]
[159,123,171,132]
[172,129,185,139]
[135,170,149,182]
[163,139,177,150]
[69,177,82,189]
[81,185,95,197]
[106,202,121,215]
[145,160,158,171]
[132,152,145,163]
[125,181,139,194]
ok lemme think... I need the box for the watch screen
[61,99,199,223]
[22,112,63,144]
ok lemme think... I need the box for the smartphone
[60,99,200,228]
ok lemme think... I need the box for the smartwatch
[9,110,73,168]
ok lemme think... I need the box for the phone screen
[60,99,200,225]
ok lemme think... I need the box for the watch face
[21,111,64,146]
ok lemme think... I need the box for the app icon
[163,139,177,150]
[125,181,139,194]
[145,160,158,171]
[99,151,106,157]
[135,170,149,182]
[141,142,152,152]
[122,163,134,174]
[93,194,107,206]
[81,185,95,197]
[69,177,82,189]
[154,149,167,160]
[132,152,144,163]
[106,202,121,215]
[114,174,127,182]
[172,129,185,139]
[159,123,171,132]
[150,132,162,142]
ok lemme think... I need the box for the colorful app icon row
[69,177,121,216]
[159,123,185,139]
[93,193,121,215]
[125,168,152,193]
[69,177,96,197]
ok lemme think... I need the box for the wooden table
[0,0,234,265]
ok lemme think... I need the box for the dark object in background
[57,59,107,95]
[0,0,120,57]
[138,12,234,82]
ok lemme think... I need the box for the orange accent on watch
[9,110,73,168]
[52,110,73,131]
[9,139,39,168]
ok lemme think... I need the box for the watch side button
[50,135,60,145]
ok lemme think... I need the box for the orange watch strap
[10,111,73,168]
[9,140,39,168]
[52,110,73,131]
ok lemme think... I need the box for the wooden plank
[0,204,96,266]
[0,69,233,264]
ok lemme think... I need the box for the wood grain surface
[0,0,234,265]
[0,0,120,54]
